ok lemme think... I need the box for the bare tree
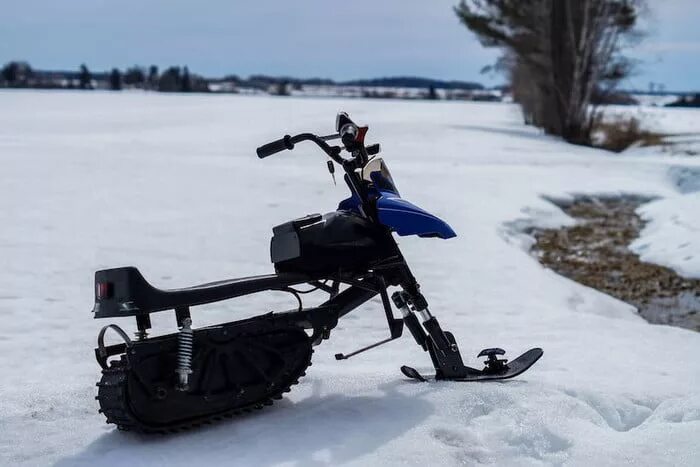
[456,0,641,145]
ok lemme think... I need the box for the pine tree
[181,66,192,92]
[427,85,438,100]
[1,62,18,84]
[109,69,122,90]
[2,62,33,87]
[124,67,145,87]
[158,67,181,92]
[147,65,159,90]
[79,64,92,90]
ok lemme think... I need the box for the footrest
[478,347,508,373]
[477,347,505,358]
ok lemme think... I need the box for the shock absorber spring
[175,318,193,391]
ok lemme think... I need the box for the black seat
[92,266,313,318]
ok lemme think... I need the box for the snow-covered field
[1,90,699,466]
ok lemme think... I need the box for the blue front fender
[376,193,456,239]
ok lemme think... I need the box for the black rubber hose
[256,135,293,158]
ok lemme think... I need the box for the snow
[1,90,699,466]
[604,104,700,135]
[601,104,700,157]
[630,94,682,108]
[631,193,700,279]
[622,114,700,279]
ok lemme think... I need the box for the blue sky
[1,0,698,91]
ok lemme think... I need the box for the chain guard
[96,314,313,433]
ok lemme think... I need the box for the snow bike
[92,112,543,432]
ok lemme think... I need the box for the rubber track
[96,350,312,434]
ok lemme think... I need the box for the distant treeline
[666,94,700,108]
[1,62,212,92]
[0,61,486,94]
[2,60,692,107]
[343,77,483,90]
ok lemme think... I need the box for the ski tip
[519,348,544,365]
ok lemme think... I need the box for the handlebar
[256,135,294,158]
[256,113,380,167]
[257,132,380,159]
[256,132,347,164]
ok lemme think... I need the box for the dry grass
[593,116,668,153]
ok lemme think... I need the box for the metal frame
[93,111,542,389]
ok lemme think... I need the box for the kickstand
[335,279,403,360]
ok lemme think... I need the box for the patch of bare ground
[531,196,700,331]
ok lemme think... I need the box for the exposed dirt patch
[531,196,700,331]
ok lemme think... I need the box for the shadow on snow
[56,379,433,467]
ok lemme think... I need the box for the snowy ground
[1,90,699,466]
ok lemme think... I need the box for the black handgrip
[256,135,294,158]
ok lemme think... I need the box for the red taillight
[96,282,113,299]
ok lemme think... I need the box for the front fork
[392,290,471,379]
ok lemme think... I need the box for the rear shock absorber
[175,318,193,391]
